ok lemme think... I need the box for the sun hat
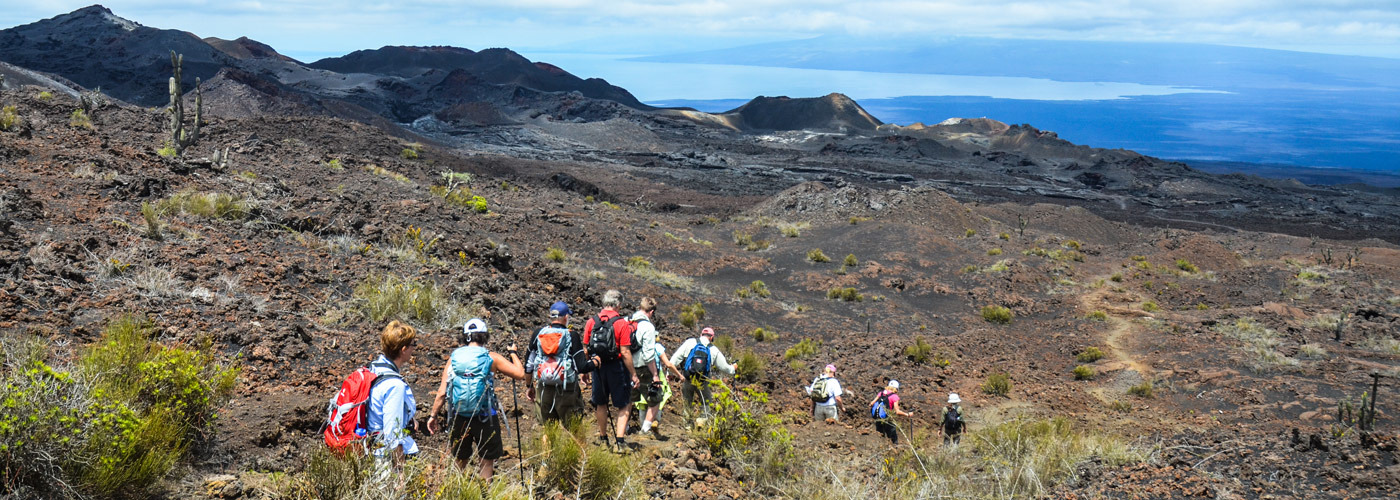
[948,393,961,404]
[700,327,715,337]
[549,301,572,318]
[888,380,900,390]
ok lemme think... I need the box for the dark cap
[549,301,572,318]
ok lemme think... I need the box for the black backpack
[628,317,649,353]
[588,314,625,360]
[942,405,964,433]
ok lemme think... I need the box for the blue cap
[549,301,572,318]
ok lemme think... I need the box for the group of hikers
[323,289,967,481]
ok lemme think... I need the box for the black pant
[876,420,898,444]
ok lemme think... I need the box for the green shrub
[1141,301,1160,312]
[1131,255,1146,262]
[0,316,238,498]
[1085,310,1108,321]
[1128,381,1154,398]
[1076,347,1105,363]
[1109,400,1133,413]
[544,247,567,263]
[140,202,162,239]
[826,287,863,302]
[1072,365,1095,380]
[784,338,822,361]
[600,201,620,210]
[713,334,734,353]
[998,232,1011,240]
[807,249,831,263]
[1109,273,1123,282]
[37,91,53,100]
[580,443,637,499]
[0,105,18,131]
[987,248,1003,256]
[400,147,419,159]
[781,225,801,238]
[904,336,933,364]
[735,350,766,382]
[1175,259,1198,273]
[679,302,705,330]
[982,372,1012,396]
[156,143,178,158]
[981,305,1013,324]
[965,228,976,238]
[697,383,793,489]
[1065,240,1082,250]
[364,164,411,183]
[69,109,93,129]
[983,259,1011,273]
[748,280,771,298]
[843,253,858,267]
[850,216,867,225]
[324,158,344,171]
[156,189,251,220]
[735,288,750,299]
[1196,303,1209,310]
[752,327,777,342]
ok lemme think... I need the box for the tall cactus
[168,50,202,155]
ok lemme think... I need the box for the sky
[2,1,1399,62]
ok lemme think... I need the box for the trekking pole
[498,312,527,486]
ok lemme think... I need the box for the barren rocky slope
[3,85,1399,498]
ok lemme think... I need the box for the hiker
[426,318,526,481]
[632,298,680,434]
[632,298,684,436]
[524,301,596,425]
[637,336,684,437]
[870,380,913,445]
[583,289,639,451]
[937,393,966,445]
[367,320,420,465]
[669,326,735,411]
[807,364,844,422]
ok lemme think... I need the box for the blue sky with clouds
[2,1,1399,61]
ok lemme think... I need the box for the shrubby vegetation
[157,189,251,220]
[0,315,238,499]
[806,249,831,263]
[982,372,1011,396]
[735,350,766,382]
[679,302,706,330]
[783,338,821,361]
[980,305,1013,324]
[694,384,793,493]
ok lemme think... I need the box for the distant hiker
[870,380,912,445]
[937,393,966,445]
[583,289,639,451]
[807,364,844,422]
[426,318,526,481]
[368,321,419,465]
[524,301,596,425]
[669,326,735,411]
[322,321,417,460]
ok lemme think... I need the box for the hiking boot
[593,435,610,448]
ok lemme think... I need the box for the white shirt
[630,311,658,368]
[668,337,734,376]
[807,376,843,406]
[367,355,418,456]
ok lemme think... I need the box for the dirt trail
[1077,286,1157,403]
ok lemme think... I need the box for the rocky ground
[3,83,1399,499]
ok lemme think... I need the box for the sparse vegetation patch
[982,372,1012,396]
[981,305,1013,324]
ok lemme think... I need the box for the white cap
[948,393,961,404]
[888,380,900,390]
[464,318,488,335]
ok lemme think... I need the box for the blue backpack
[871,391,892,419]
[449,346,496,417]
[683,338,712,378]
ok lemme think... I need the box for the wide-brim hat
[948,393,961,404]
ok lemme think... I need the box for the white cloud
[1,0,1397,58]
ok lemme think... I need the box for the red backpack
[323,361,400,453]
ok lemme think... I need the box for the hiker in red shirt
[582,289,639,451]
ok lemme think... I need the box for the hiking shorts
[591,362,632,409]
[814,404,838,422]
[449,414,503,462]
[536,382,584,423]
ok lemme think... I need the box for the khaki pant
[814,404,838,421]
[536,382,584,424]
